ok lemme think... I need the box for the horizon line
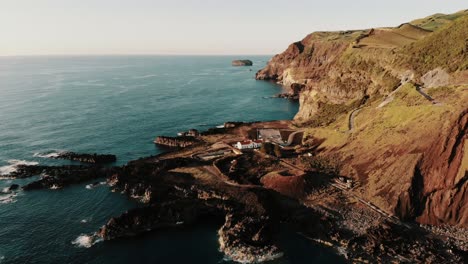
[0,53,276,58]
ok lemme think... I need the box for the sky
[0,0,466,56]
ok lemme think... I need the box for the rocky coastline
[3,120,466,263]
[4,13,468,259]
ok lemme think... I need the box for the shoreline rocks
[154,136,199,148]
[273,93,299,100]
[53,152,117,164]
[8,184,19,191]
[21,165,115,191]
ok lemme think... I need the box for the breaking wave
[0,160,39,176]
[33,151,64,159]
[71,234,102,248]
[0,192,17,204]
[85,181,106,189]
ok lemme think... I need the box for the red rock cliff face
[417,110,468,226]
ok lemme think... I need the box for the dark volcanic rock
[274,93,300,100]
[99,199,220,240]
[54,152,117,164]
[19,165,116,190]
[223,121,245,128]
[154,136,199,148]
[107,157,197,202]
[8,184,19,191]
[232,60,253,66]
[273,83,305,100]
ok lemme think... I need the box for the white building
[235,140,263,150]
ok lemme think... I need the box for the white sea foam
[85,181,106,189]
[1,187,9,193]
[33,151,63,158]
[0,193,17,204]
[0,160,39,176]
[80,217,92,223]
[221,251,284,264]
[50,184,61,190]
[72,234,102,248]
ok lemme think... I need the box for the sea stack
[232,60,253,66]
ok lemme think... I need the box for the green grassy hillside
[400,14,468,74]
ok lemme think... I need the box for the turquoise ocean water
[0,56,344,263]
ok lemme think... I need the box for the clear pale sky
[0,0,466,56]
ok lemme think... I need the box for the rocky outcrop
[20,165,114,190]
[99,200,215,240]
[232,60,253,66]
[99,174,290,262]
[8,184,19,191]
[154,136,199,148]
[224,121,245,128]
[53,152,116,164]
[273,83,305,100]
[50,152,117,164]
[421,68,451,88]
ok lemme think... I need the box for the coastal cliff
[257,10,468,227]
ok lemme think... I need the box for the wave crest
[0,192,17,204]
[0,160,39,176]
[33,151,64,158]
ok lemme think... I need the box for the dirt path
[347,107,362,133]
[377,83,404,108]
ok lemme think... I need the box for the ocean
[0,56,344,263]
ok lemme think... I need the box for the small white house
[235,140,263,150]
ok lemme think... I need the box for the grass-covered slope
[410,9,468,31]
[399,15,468,74]
[303,84,468,226]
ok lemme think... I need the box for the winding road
[347,107,363,133]
[286,130,304,146]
